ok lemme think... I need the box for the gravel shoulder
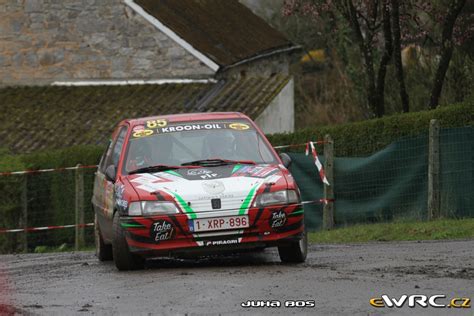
[0,239,473,315]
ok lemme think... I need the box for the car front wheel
[112,212,145,271]
[278,227,308,263]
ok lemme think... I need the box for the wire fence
[288,124,474,230]
[0,123,473,253]
[0,166,96,254]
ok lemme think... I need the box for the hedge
[267,99,474,156]
[0,145,105,172]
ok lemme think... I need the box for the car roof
[122,112,248,126]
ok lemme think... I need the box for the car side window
[104,126,128,170]
[98,139,112,173]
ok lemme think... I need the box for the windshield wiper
[181,159,256,167]
[128,164,182,175]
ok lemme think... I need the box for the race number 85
[146,119,167,128]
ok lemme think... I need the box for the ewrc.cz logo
[370,295,471,308]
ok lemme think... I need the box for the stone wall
[0,0,214,86]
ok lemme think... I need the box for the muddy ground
[0,239,473,315]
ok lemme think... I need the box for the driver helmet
[128,139,152,171]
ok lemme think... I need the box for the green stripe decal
[289,209,304,217]
[164,170,182,177]
[121,223,145,228]
[171,192,197,219]
[239,185,258,215]
[232,164,243,173]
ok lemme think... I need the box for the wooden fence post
[19,174,28,252]
[428,119,440,220]
[75,164,85,250]
[323,134,335,229]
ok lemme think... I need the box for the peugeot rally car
[92,112,307,270]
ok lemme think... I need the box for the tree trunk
[391,0,410,112]
[429,0,467,109]
[345,0,378,117]
[374,0,393,117]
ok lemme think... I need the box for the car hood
[125,164,290,213]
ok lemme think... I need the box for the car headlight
[253,190,300,207]
[128,201,179,216]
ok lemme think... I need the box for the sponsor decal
[187,168,218,179]
[241,300,316,308]
[187,169,212,176]
[160,123,223,133]
[370,295,471,309]
[132,129,153,138]
[201,181,225,195]
[199,173,218,179]
[146,119,167,128]
[150,220,175,242]
[205,239,239,246]
[115,184,128,210]
[233,165,278,179]
[269,210,287,229]
[142,121,256,134]
[197,194,234,201]
[229,123,250,130]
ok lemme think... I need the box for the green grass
[308,218,474,243]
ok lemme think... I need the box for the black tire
[278,227,308,263]
[95,213,113,261]
[112,212,145,271]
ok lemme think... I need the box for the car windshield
[123,119,278,174]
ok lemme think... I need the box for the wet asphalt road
[0,239,473,315]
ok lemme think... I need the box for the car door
[93,125,128,242]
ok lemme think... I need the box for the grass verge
[308,218,474,243]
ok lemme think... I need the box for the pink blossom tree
[283,0,471,116]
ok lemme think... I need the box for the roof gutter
[221,45,302,71]
[51,79,216,86]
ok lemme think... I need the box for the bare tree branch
[392,0,410,113]
[429,0,467,109]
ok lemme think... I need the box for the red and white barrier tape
[305,141,330,186]
[0,223,94,234]
[0,165,98,176]
[0,198,335,234]
[301,199,334,205]
[273,141,327,149]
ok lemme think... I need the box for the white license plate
[190,215,249,232]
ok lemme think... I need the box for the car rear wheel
[278,227,308,263]
[112,212,145,271]
[95,213,113,261]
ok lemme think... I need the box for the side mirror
[280,153,292,168]
[105,165,116,182]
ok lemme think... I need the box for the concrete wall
[0,0,213,86]
[219,53,290,79]
[256,77,294,134]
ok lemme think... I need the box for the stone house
[0,0,300,153]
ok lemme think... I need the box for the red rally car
[92,112,307,270]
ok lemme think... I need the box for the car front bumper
[120,204,304,257]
